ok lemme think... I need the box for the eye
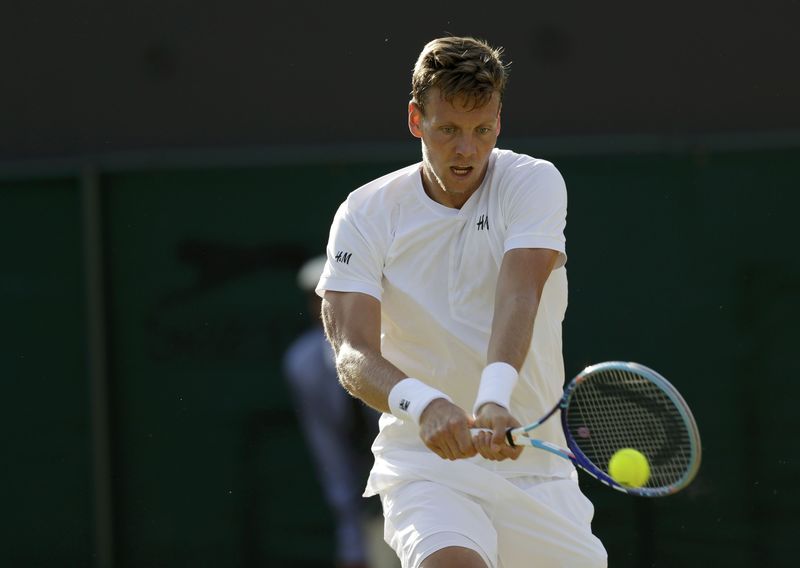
[477,127,492,135]
[440,126,455,135]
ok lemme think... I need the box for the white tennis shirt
[317,148,577,495]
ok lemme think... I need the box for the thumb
[492,426,509,447]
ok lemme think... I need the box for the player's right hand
[418,398,478,460]
[472,402,524,461]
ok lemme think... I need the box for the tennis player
[318,36,607,568]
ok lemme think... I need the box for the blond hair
[411,36,509,115]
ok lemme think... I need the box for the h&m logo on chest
[476,214,490,231]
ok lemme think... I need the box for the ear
[496,103,502,137]
[408,101,423,139]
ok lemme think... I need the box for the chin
[442,179,476,194]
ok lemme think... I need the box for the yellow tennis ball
[608,448,650,488]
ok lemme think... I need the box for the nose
[454,132,477,159]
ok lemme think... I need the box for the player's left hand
[472,403,524,461]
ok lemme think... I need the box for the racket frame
[508,361,702,498]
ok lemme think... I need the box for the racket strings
[566,369,694,489]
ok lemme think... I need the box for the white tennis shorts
[380,474,607,568]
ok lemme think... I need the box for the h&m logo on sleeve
[476,214,489,231]
[335,250,352,264]
[399,399,410,411]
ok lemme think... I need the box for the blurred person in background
[283,254,384,568]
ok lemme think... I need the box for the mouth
[450,166,473,177]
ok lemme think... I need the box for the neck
[420,166,476,209]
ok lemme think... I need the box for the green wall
[1,178,92,565]
[2,147,798,566]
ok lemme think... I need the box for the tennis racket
[473,361,702,497]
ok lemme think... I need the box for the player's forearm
[334,342,406,413]
[487,248,557,370]
[473,294,538,416]
[321,293,404,412]
[487,293,539,370]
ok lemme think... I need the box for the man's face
[409,88,501,208]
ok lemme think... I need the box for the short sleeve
[316,200,385,300]
[501,160,568,268]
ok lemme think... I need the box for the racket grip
[468,428,518,447]
[506,428,517,447]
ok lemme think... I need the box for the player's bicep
[496,247,559,300]
[321,291,382,356]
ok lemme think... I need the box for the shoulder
[489,148,567,207]
[339,162,421,218]
[492,148,565,188]
[329,163,420,249]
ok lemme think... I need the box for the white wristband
[472,362,519,415]
[388,378,452,424]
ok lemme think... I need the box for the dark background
[2,1,799,567]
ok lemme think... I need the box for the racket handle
[469,427,518,446]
